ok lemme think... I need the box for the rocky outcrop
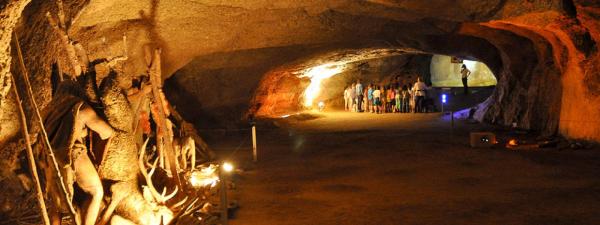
[0,0,31,157]
[1,0,600,220]
[1,0,599,152]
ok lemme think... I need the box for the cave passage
[2,1,600,225]
[246,51,495,117]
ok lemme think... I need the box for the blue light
[442,94,447,103]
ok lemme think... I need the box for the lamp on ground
[441,94,447,112]
[222,162,234,173]
[219,161,234,225]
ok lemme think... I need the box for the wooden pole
[46,12,80,78]
[148,49,183,190]
[10,71,51,225]
[13,31,79,224]
[219,168,228,225]
[252,125,257,162]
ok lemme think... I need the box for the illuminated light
[318,101,325,111]
[222,162,234,173]
[441,94,447,103]
[463,60,477,72]
[299,63,344,107]
[189,164,219,188]
[281,114,291,118]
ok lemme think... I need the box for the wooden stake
[219,169,228,225]
[13,31,80,225]
[148,49,183,190]
[252,125,257,162]
[46,11,81,78]
[56,60,64,82]
[10,69,51,225]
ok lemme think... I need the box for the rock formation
[1,0,600,219]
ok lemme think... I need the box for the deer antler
[139,138,178,204]
[170,196,188,210]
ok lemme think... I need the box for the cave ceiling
[67,0,564,76]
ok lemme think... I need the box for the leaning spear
[10,52,51,225]
[13,31,79,225]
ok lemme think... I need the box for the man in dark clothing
[461,64,471,95]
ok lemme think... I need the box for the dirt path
[224,112,600,225]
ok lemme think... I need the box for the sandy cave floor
[210,112,600,225]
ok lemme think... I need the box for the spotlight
[188,164,219,188]
[442,94,447,104]
[222,162,234,173]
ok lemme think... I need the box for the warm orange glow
[299,63,344,107]
[222,162,234,172]
[189,165,219,188]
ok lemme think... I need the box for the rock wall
[0,0,32,216]
[467,1,600,139]
[0,0,599,169]
[1,0,600,218]
[0,0,31,160]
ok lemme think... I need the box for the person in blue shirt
[367,84,374,113]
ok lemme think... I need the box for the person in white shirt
[355,79,364,112]
[412,77,427,113]
[372,85,381,114]
[350,83,357,112]
[343,86,350,111]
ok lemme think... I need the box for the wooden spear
[148,49,184,190]
[13,31,80,224]
[10,59,51,225]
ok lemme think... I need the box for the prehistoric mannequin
[42,77,114,225]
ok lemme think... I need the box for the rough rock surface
[2,1,600,212]
[1,0,595,140]
[0,0,30,160]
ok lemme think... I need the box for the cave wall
[0,0,599,174]
[1,0,600,216]
[464,1,600,139]
[163,45,323,129]
[0,0,596,149]
[557,0,600,140]
[65,0,599,140]
[0,0,31,184]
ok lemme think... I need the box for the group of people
[343,77,434,114]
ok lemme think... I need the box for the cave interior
[1,0,600,225]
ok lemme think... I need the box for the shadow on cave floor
[217,112,600,225]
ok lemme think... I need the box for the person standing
[413,77,427,113]
[401,84,410,113]
[350,83,357,112]
[373,85,381,114]
[343,85,350,111]
[461,64,471,95]
[363,87,368,113]
[355,79,364,112]
[394,85,401,113]
[388,85,395,113]
[367,84,374,113]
